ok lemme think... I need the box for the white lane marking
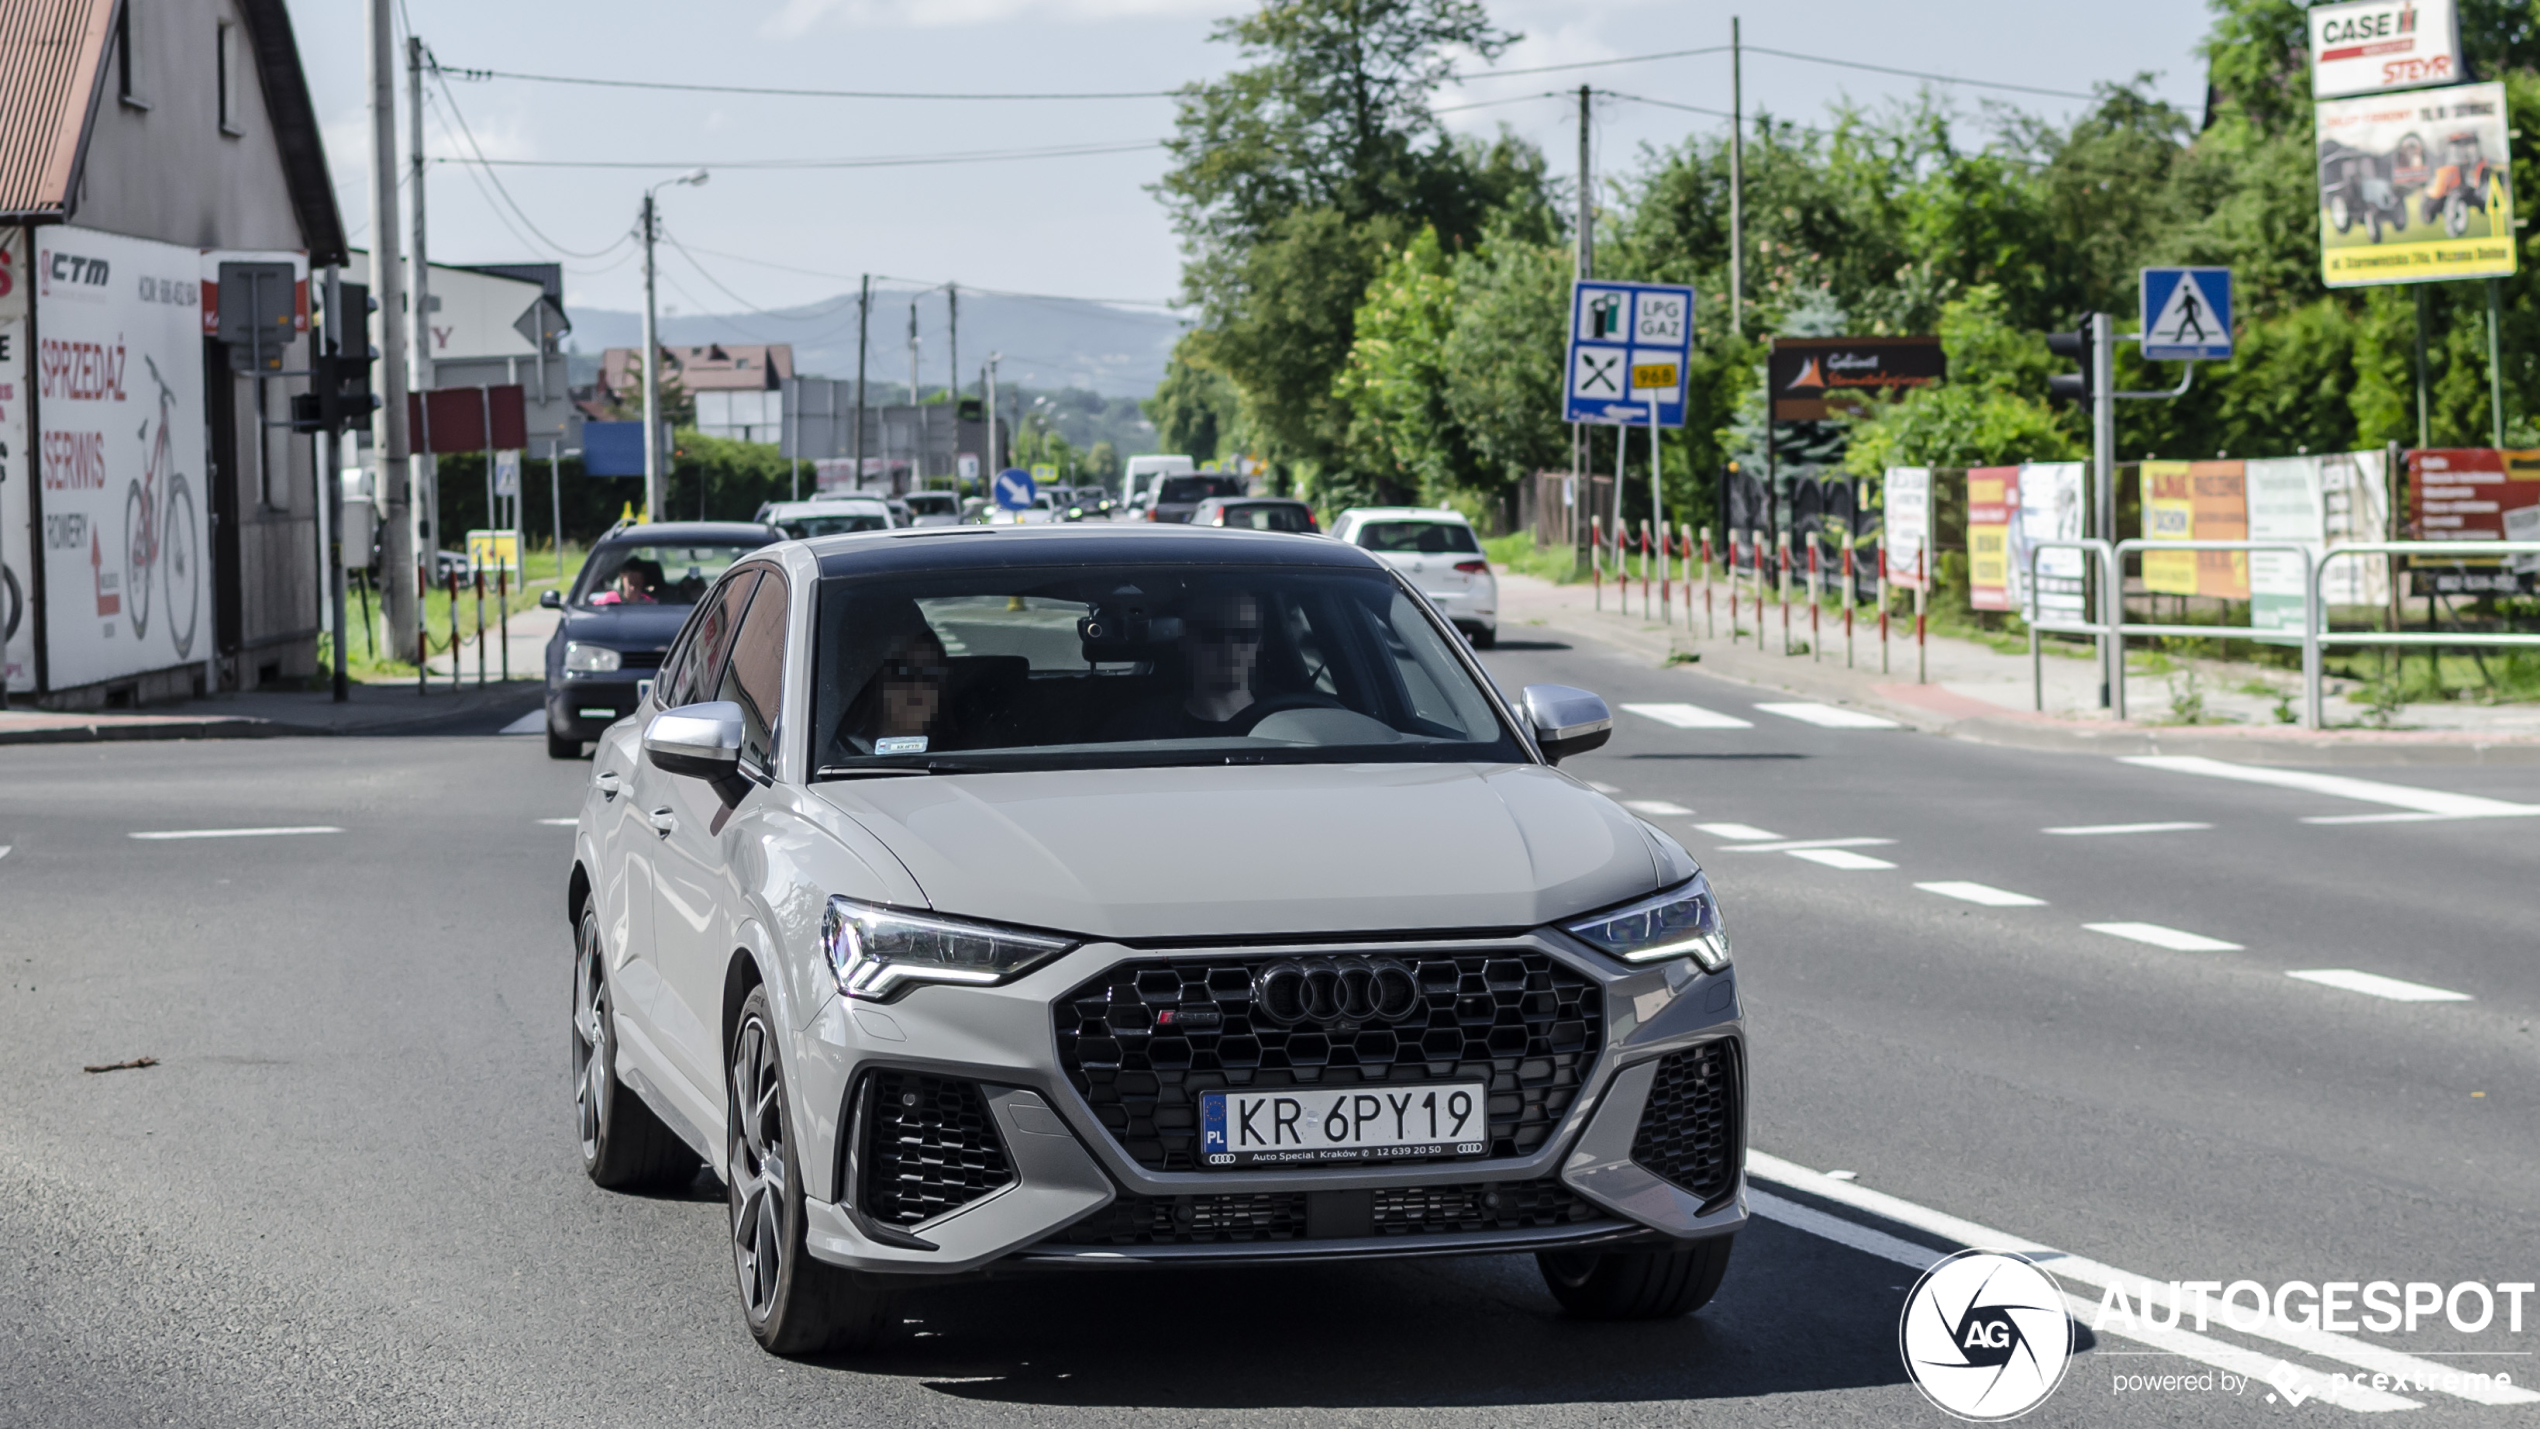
[1621,701,1753,730]
[1750,1150,2528,1408]
[1694,822,1783,841]
[2044,821,2213,836]
[1786,847,1896,870]
[498,710,545,735]
[1584,781,1623,794]
[1915,881,2046,907]
[0,845,10,861]
[537,817,579,827]
[1621,800,1695,816]
[2085,921,2243,952]
[1749,1191,2419,1413]
[1717,837,1894,852]
[2287,968,2474,1003]
[129,826,344,841]
[2121,755,2540,818]
[2301,811,2498,825]
[1754,701,1902,729]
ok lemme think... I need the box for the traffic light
[2045,325,2093,409]
[291,284,382,434]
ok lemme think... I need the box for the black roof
[600,521,782,547]
[808,524,1377,579]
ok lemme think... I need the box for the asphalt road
[1,649,2532,1427]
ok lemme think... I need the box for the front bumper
[547,675,653,739]
[792,930,1744,1275]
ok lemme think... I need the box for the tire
[163,475,200,660]
[2329,192,2353,233]
[1537,1235,1735,1320]
[573,905,697,1189]
[1471,625,1498,650]
[2447,190,2470,237]
[548,727,584,760]
[728,987,893,1357]
[122,480,151,640]
[1,563,20,644]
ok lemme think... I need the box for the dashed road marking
[1914,881,2046,907]
[2287,968,2473,1003]
[1748,1150,2534,1409]
[129,826,344,841]
[1694,822,1783,841]
[1754,701,1902,729]
[1786,847,1896,870]
[2085,921,2243,952]
[1621,701,1753,729]
[498,710,545,735]
[1621,800,1695,816]
[536,817,578,827]
[1717,836,1894,852]
[2044,821,2213,836]
[2121,755,2540,819]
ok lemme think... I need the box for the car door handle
[596,771,622,800]
[648,807,676,838]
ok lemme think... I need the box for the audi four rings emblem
[1250,958,1421,1027]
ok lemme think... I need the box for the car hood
[807,762,1657,941]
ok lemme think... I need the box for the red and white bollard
[1591,516,1603,610]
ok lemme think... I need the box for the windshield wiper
[813,759,994,780]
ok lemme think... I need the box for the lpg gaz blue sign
[1565,281,1695,426]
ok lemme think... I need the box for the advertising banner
[2247,458,2323,633]
[2141,461,2250,599]
[2309,0,2461,98]
[1,229,28,691]
[2320,449,2394,606]
[2408,448,2540,591]
[2009,461,2087,623]
[2317,81,2515,286]
[1884,466,1931,590]
[34,226,209,690]
[1769,337,1944,422]
[1967,466,2016,612]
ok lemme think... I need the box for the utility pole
[324,265,349,702]
[407,37,435,564]
[986,353,1001,491]
[367,0,412,661]
[1729,17,1744,340]
[640,190,662,520]
[907,301,920,405]
[1574,83,1593,562]
[947,283,959,419]
[853,275,870,485]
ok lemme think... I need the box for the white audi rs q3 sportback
[569,523,1744,1356]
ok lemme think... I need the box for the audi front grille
[1054,949,1604,1172]
[1052,1176,1603,1246]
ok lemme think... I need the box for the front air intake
[1627,1041,1740,1208]
[857,1070,1016,1227]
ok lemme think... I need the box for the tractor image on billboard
[2419,129,2504,237]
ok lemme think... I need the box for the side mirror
[539,589,563,609]
[1522,684,1612,765]
[645,700,752,804]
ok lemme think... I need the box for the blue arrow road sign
[1566,281,1697,426]
[2140,267,2233,361]
[993,466,1036,510]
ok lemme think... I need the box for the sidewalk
[0,605,554,746]
[1498,571,2540,766]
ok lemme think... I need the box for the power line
[440,64,1174,101]
[427,60,638,259]
[432,139,1165,172]
[1744,45,2102,102]
[1452,45,1731,81]
[660,227,861,322]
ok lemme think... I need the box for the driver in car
[1105,589,1284,740]
[591,559,662,606]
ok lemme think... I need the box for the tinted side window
[718,571,789,772]
[660,570,760,709]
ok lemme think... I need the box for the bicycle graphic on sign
[123,354,200,658]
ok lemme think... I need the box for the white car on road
[1329,507,1498,648]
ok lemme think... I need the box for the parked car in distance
[901,492,962,527]
[1329,506,1497,647]
[752,498,901,540]
[1142,473,1249,524]
[539,521,783,759]
[567,524,1743,1359]
[1193,496,1318,533]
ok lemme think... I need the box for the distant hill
[566,288,1188,399]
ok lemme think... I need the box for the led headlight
[822,896,1076,1001]
[564,641,622,674]
[1564,874,1731,972]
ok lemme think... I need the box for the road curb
[0,716,292,745]
[0,682,544,745]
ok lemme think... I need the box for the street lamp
[640,168,709,521]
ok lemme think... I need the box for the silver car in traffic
[568,524,1745,1355]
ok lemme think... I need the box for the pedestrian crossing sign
[2139,267,2233,361]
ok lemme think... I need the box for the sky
[286,0,2226,324]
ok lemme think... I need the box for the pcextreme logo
[1900,1249,2074,1420]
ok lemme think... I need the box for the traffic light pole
[2093,313,2115,709]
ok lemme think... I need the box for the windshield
[904,493,959,516]
[1158,475,1246,505]
[578,541,768,607]
[1356,520,1480,555]
[777,511,891,539]
[811,564,1523,774]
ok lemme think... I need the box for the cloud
[765,0,1225,37]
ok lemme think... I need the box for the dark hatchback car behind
[541,521,780,758]
[1141,473,1248,523]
